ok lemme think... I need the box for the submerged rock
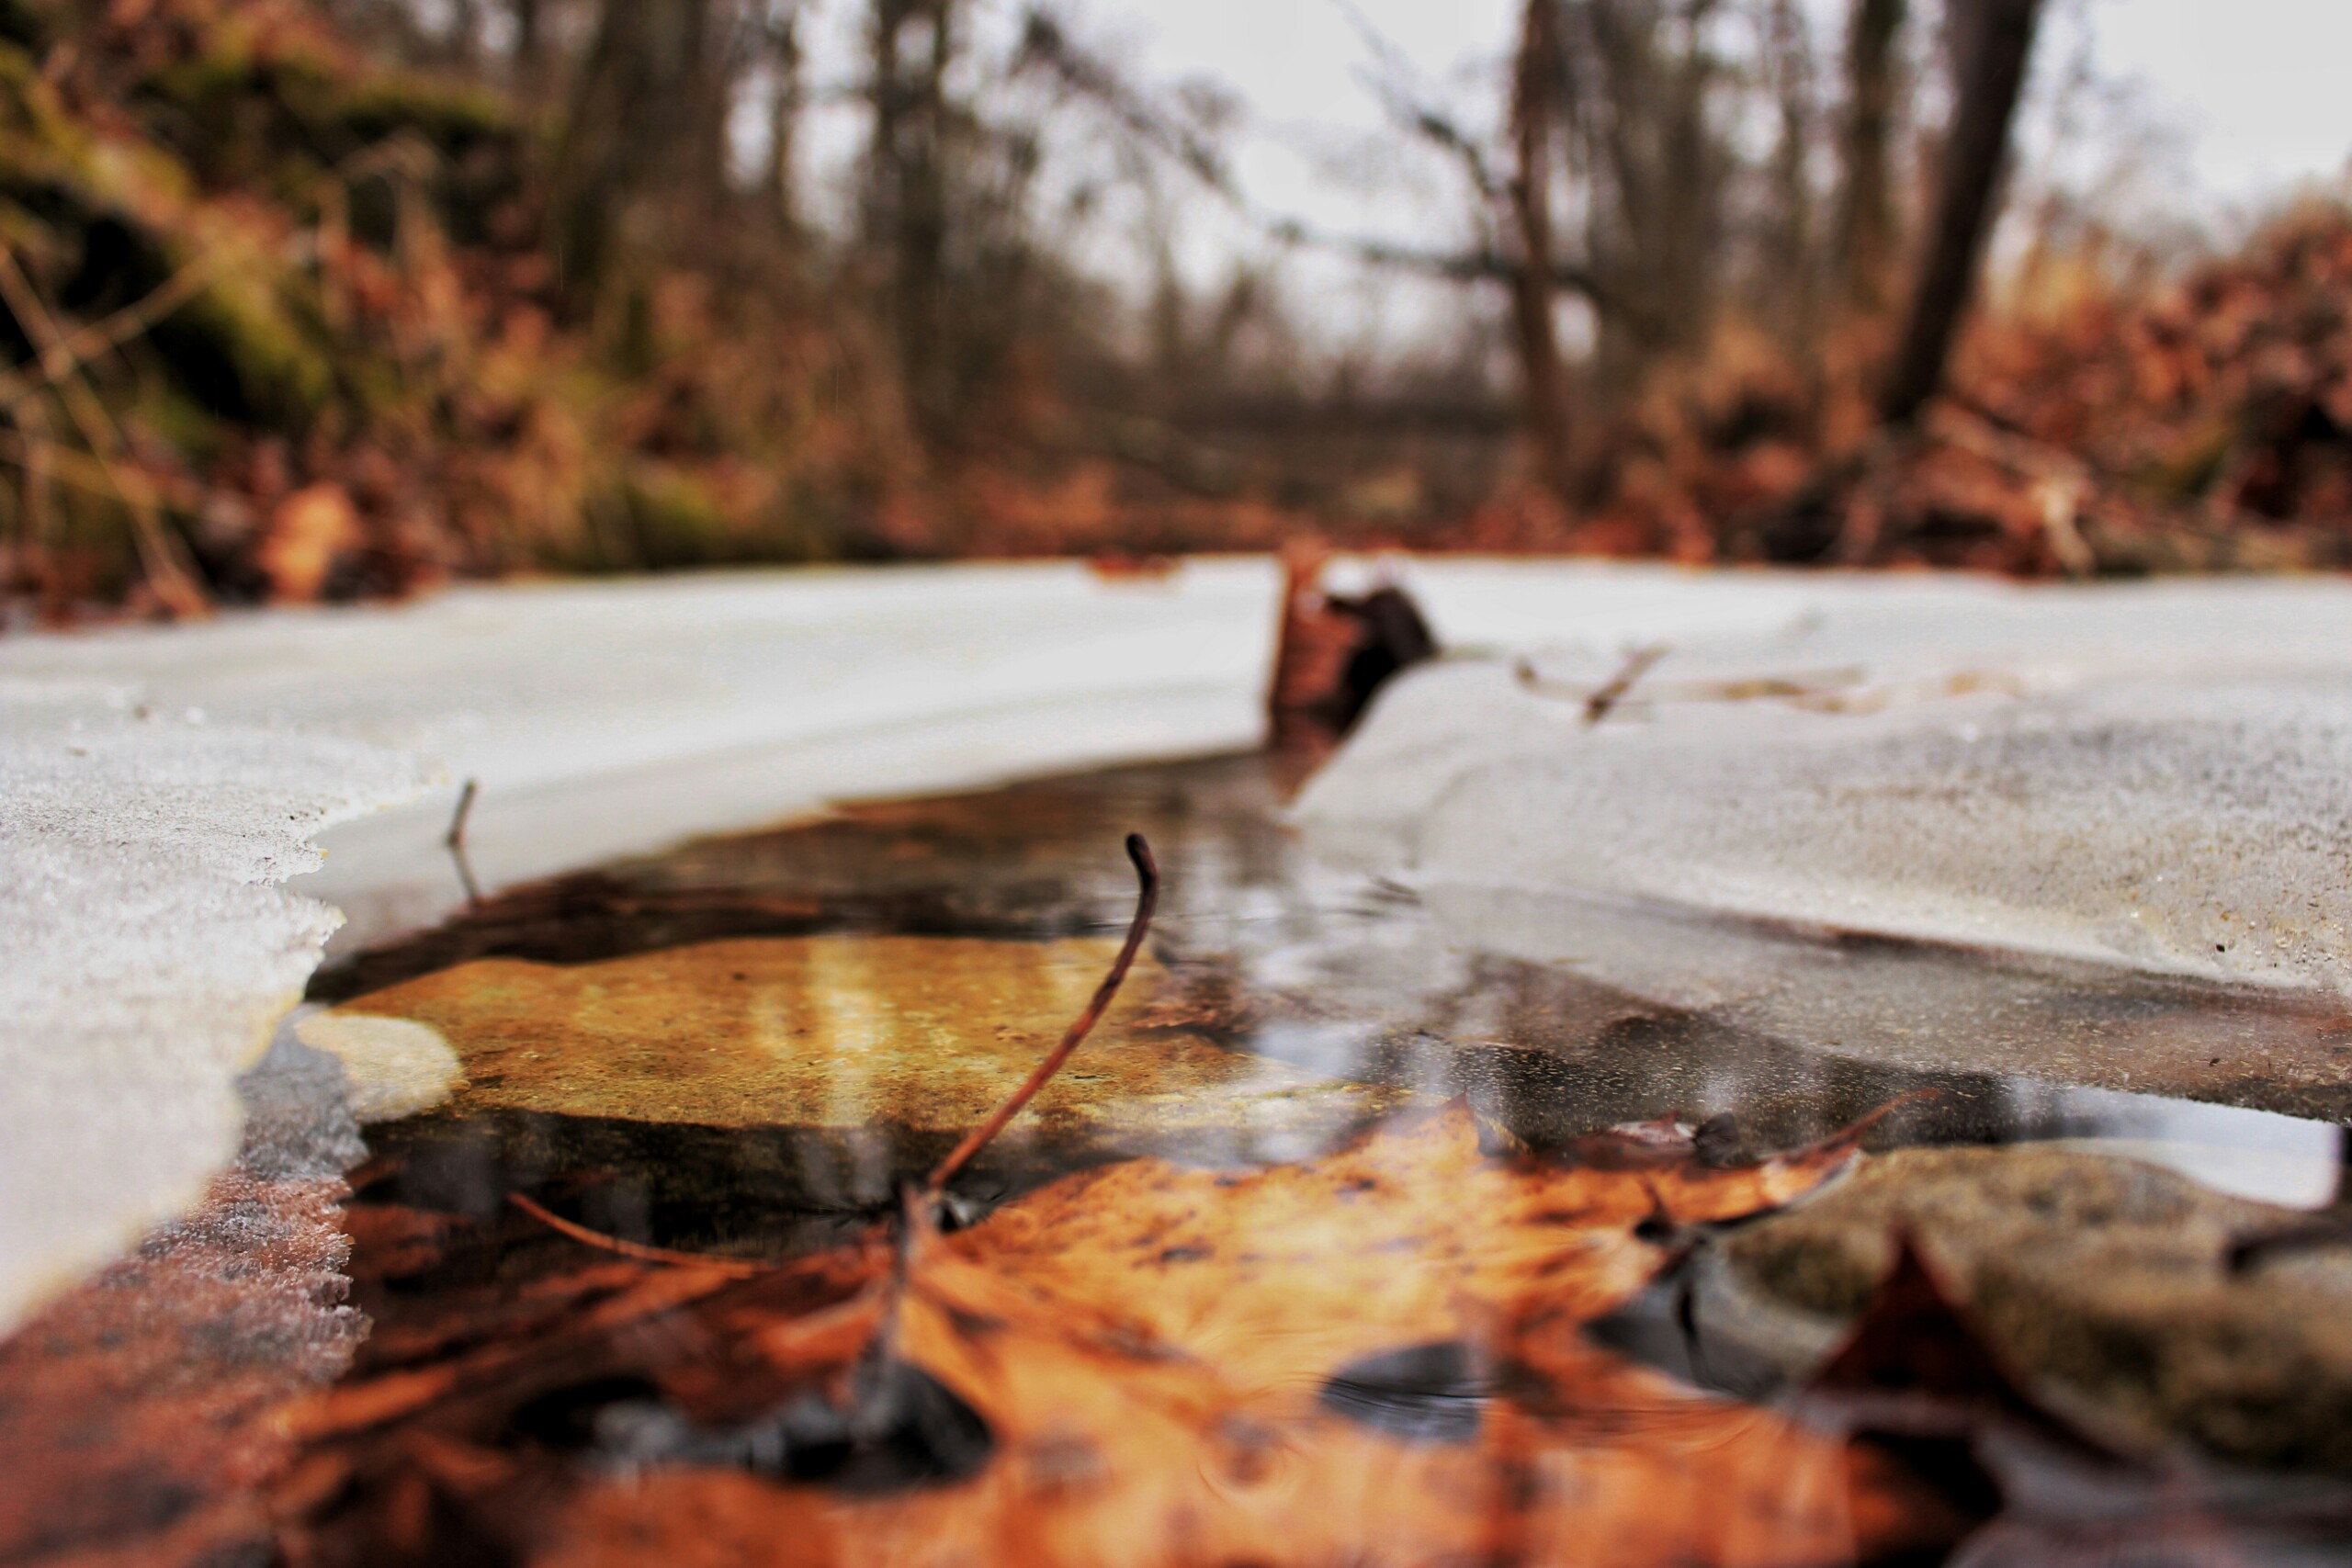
[1714,1145,2352,1474]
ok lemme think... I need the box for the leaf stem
[922,832,1159,1198]
[506,1190,770,1278]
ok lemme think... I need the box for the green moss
[158,234,336,423]
[0,42,95,185]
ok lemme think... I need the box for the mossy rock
[142,229,334,423]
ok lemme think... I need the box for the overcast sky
[2084,0,2352,197]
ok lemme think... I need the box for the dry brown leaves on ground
[268,1095,1968,1568]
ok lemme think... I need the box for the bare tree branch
[1013,3,1614,311]
[0,251,208,615]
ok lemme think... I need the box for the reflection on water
[308,750,2346,1240]
[2014,1085,2344,1207]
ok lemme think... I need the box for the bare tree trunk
[1763,0,1819,344]
[1833,0,1906,314]
[1654,0,1723,353]
[509,0,544,100]
[866,0,959,441]
[548,0,726,307]
[1571,0,1727,391]
[1508,0,1576,506]
[444,0,481,70]
[761,1,807,233]
[1878,0,2043,425]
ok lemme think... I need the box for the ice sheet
[1297,564,2352,994]
[0,693,426,1334]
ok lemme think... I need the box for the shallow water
[309,749,2346,1246]
[6,748,2351,1566]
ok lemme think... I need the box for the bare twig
[1331,0,1500,199]
[444,778,482,905]
[1583,643,1670,726]
[7,400,55,575]
[506,1191,769,1278]
[1518,659,1868,709]
[0,250,207,616]
[1012,3,1610,310]
[0,426,209,512]
[1015,10,1237,197]
[1270,224,1610,302]
[444,777,480,851]
[923,833,1159,1198]
[38,253,220,388]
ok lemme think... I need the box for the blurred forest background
[4,0,2352,616]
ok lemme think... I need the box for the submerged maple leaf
[272,836,1965,1568]
[277,1106,1960,1567]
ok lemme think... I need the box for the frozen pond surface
[305,752,2349,1216]
[6,558,2352,1562]
[7,557,2352,1330]
[1307,566,2352,994]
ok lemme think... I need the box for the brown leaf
[257,483,362,604]
[277,1101,1972,1567]
[1804,1228,2121,1463]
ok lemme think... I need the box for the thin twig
[923,833,1159,1198]
[40,253,220,388]
[9,400,54,571]
[445,778,479,851]
[506,1191,770,1278]
[1518,657,1866,710]
[0,250,207,615]
[444,778,482,905]
[1930,404,2097,575]
[0,426,211,510]
[1583,643,1670,726]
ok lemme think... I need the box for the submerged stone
[1713,1145,2352,1475]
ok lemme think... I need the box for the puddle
[6,749,2351,1565]
[311,750,2348,1166]
[289,749,2345,1275]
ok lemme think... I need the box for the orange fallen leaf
[277,1100,1963,1568]
[274,837,1963,1566]
[256,482,364,604]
